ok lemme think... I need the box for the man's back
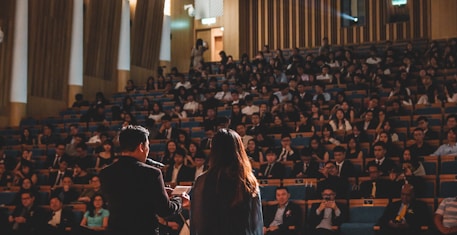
[100,156,181,234]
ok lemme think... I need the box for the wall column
[68,0,84,107]
[159,0,171,73]
[9,0,28,126]
[117,0,130,92]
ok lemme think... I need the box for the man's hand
[181,192,190,208]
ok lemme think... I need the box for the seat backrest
[348,199,389,223]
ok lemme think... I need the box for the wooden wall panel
[239,0,431,56]
[28,0,73,100]
[132,0,164,71]
[0,0,15,114]
[84,0,121,81]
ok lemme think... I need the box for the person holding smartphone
[308,188,348,235]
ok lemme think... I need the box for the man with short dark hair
[409,128,436,157]
[7,191,46,235]
[366,142,397,176]
[263,187,302,235]
[416,116,439,140]
[431,127,457,157]
[333,146,357,178]
[308,188,348,235]
[100,125,187,235]
[41,196,74,235]
[276,133,299,162]
[258,148,285,179]
[164,148,194,184]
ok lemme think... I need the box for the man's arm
[152,168,182,217]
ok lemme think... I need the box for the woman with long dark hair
[191,129,263,235]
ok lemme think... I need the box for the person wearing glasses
[308,188,348,235]
[7,191,46,235]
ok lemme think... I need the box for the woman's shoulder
[100,208,110,216]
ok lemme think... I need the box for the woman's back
[191,172,263,235]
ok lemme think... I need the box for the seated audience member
[400,148,426,176]
[40,196,74,235]
[316,161,349,199]
[263,187,302,235]
[409,128,436,157]
[235,123,253,149]
[0,160,10,186]
[12,178,40,206]
[45,143,71,170]
[199,127,215,150]
[72,163,92,185]
[75,193,109,235]
[373,131,403,158]
[94,140,115,170]
[48,159,72,188]
[308,188,348,235]
[241,95,259,116]
[388,163,427,198]
[345,136,364,161]
[158,115,180,140]
[12,160,38,186]
[366,142,397,176]
[246,112,267,136]
[7,191,46,235]
[72,93,90,108]
[246,139,264,164]
[309,136,330,163]
[65,133,85,158]
[276,133,299,162]
[164,148,194,185]
[359,164,394,199]
[434,196,457,235]
[445,114,457,132]
[50,176,80,205]
[333,146,358,178]
[38,124,61,145]
[377,184,430,235]
[431,127,457,157]
[78,175,103,203]
[416,116,440,140]
[192,155,207,180]
[258,148,285,179]
[291,148,321,178]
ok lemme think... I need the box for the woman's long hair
[206,128,258,206]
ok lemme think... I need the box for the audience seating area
[0,37,456,234]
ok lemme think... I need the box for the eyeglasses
[322,194,335,197]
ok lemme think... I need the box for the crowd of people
[0,37,457,234]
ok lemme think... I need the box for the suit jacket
[45,154,72,169]
[200,137,212,150]
[99,156,182,234]
[337,160,358,178]
[359,178,394,199]
[308,202,348,232]
[157,127,180,140]
[316,176,350,199]
[276,147,300,162]
[48,170,73,187]
[367,158,397,176]
[291,161,321,178]
[258,162,286,179]
[10,203,46,234]
[40,207,74,233]
[164,164,194,184]
[377,199,430,235]
[247,123,268,136]
[50,187,80,204]
[263,202,302,235]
